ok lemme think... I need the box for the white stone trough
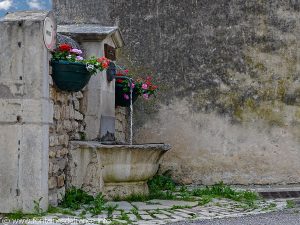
[68,141,171,199]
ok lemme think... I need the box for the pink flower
[142,84,148,90]
[76,56,83,61]
[128,82,135,88]
[143,93,149,99]
[123,94,129,100]
[124,69,129,74]
[70,49,83,55]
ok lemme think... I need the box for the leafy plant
[192,182,259,207]
[60,187,94,210]
[198,195,213,206]
[78,132,86,141]
[33,197,44,215]
[118,210,131,223]
[148,172,176,192]
[51,43,110,75]
[88,193,106,216]
[106,204,118,219]
[286,200,296,209]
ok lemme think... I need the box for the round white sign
[43,17,56,51]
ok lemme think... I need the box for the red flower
[58,43,71,52]
[116,73,124,76]
[117,79,123,83]
[97,57,110,69]
[150,85,158,90]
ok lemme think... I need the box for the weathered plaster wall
[0,11,51,213]
[54,1,300,185]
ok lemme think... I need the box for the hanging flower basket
[51,60,91,92]
[115,82,139,107]
[115,72,158,107]
[50,43,110,92]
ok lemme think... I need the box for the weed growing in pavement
[286,200,296,209]
[60,187,94,210]
[192,182,259,207]
[106,204,118,218]
[262,202,277,211]
[130,207,142,220]
[170,205,193,210]
[118,210,131,223]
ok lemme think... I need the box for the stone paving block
[175,208,196,215]
[168,214,188,222]
[140,214,154,220]
[173,211,193,218]
[112,210,121,216]
[106,201,135,211]
[132,202,169,210]
[138,210,151,215]
[148,200,198,208]
[153,214,170,219]
[126,213,138,221]
[158,210,174,216]
[111,219,128,224]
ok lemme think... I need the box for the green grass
[117,210,132,223]
[170,205,192,210]
[47,205,76,216]
[198,195,213,206]
[106,204,118,218]
[262,202,277,211]
[6,210,25,220]
[130,207,142,220]
[56,180,261,216]
[192,182,259,207]
[286,200,296,209]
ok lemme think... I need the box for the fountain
[57,25,171,199]
[69,74,171,198]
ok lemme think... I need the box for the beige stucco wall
[135,99,300,185]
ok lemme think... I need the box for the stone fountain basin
[68,141,171,198]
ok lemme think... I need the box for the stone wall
[115,107,128,143]
[53,0,300,185]
[48,77,86,205]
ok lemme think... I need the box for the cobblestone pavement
[168,209,300,225]
[0,198,291,225]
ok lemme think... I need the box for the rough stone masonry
[53,0,300,185]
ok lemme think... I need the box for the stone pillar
[0,11,52,213]
[83,41,115,140]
